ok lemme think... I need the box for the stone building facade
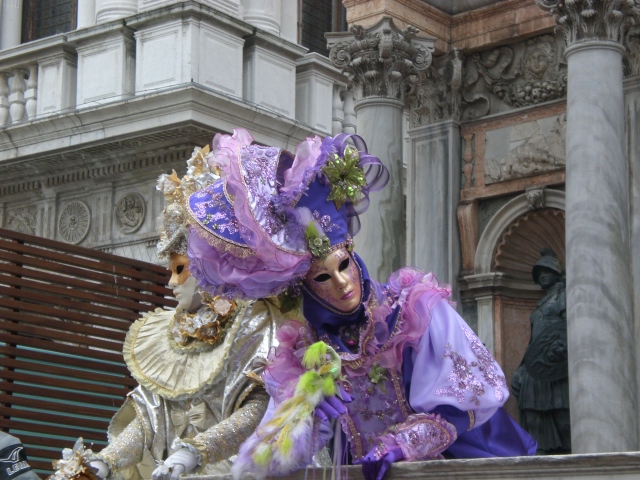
[2,0,640,466]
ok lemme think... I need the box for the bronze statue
[511,248,570,454]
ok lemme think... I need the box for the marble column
[327,17,435,281]
[241,0,281,35]
[77,0,96,29]
[0,0,23,50]
[538,0,640,453]
[626,69,640,451]
[406,51,463,294]
[95,0,137,23]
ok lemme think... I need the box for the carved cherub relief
[462,34,567,120]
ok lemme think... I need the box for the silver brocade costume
[96,299,280,480]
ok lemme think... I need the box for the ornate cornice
[0,126,212,197]
[537,0,640,46]
[327,16,435,102]
[408,49,463,127]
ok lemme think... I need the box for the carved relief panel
[484,113,566,184]
[5,207,37,235]
[460,102,566,203]
[462,33,567,120]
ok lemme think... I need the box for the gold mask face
[168,253,201,312]
[305,248,362,313]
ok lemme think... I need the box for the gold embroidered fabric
[122,303,246,401]
[178,389,269,472]
[97,418,145,478]
[98,300,279,479]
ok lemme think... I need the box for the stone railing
[0,2,352,136]
[0,64,37,126]
[192,452,640,480]
[0,61,38,128]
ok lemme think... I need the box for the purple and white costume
[258,259,536,470]
[185,129,536,479]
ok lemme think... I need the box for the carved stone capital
[537,0,640,46]
[327,16,435,102]
[408,49,463,127]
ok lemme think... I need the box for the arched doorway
[462,189,565,422]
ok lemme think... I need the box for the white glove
[151,448,198,480]
[89,460,109,480]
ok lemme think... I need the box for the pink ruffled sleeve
[408,300,508,428]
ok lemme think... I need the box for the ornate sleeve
[96,416,145,478]
[177,387,269,471]
[408,299,508,428]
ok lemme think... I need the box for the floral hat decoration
[156,145,219,263]
[186,129,388,300]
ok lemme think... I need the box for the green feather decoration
[305,223,330,259]
[321,145,367,210]
[302,342,328,368]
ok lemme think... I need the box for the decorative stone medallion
[115,193,146,234]
[58,201,91,244]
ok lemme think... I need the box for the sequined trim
[189,219,254,259]
[223,179,234,205]
[341,412,363,459]
[385,413,456,461]
[389,369,410,419]
[462,325,507,402]
[237,146,307,256]
[434,343,486,406]
[467,410,475,430]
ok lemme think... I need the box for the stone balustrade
[0,2,352,136]
[0,64,37,127]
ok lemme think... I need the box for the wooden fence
[0,228,175,476]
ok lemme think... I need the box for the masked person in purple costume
[185,129,537,480]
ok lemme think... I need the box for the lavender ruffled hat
[186,128,388,299]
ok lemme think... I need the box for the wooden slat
[1,263,175,307]
[1,275,159,313]
[0,239,169,285]
[0,418,108,440]
[20,447,61,461]
[0,345,130,376]
[0,228,176,477]
[0,285,144,321]
[0,319,124,352]
[1,382,127,408]
[0,250,170,297]
[0,369,130,396]
[0,227,168,273]
[17,434,79,451]
[0,357,137,388]
[25,458,54,473]
[0,407,109,430]
[0,334,124,364]
[0,394,115,418]
[0,306,133,343]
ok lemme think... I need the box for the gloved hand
[151,448,198,480]
[354,446,404,480]
[89,460,109,479]
[314,386,353,421]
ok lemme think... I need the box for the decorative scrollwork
[58,201,90,244]
[461,34,567,120]
[327,17,434,102]
[537,0,640,45]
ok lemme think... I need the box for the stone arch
[469,189,565,424]
[493,208,565,277]
[475,189,565,275]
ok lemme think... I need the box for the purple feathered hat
[186,128,388,299]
